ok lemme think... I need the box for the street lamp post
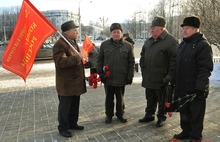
[78,0,82,44]
[99,16,108,36]
[77,0,93,43]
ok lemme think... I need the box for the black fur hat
[61,20,79,32]
[181,16,201,28]
[110,23,123,32]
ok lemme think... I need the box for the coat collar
[109,37,126,47]
[60,34,80,51]
[149,29,169,41]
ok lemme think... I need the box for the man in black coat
[172,16,213,142]
[139,16,178,127]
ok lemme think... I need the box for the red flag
[2,0,56,82]
[81,35,94,64]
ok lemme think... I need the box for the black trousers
[104,85,125,117]
[179,98,206,140]
[58,95,80,132]
[144,87,167,121]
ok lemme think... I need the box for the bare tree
[182,0,220,50]
[0,6,19,41]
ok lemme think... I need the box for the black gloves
[84,61,91,69]
[126,79,132,85]
[196,90,207,99]
[99,74,106,83]
[163,75,171,83]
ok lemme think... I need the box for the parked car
[35,43,53,60]
[95,36,104,40]
[0,41,8,51]
[0,42,7,62]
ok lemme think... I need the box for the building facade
[42,10,79,32]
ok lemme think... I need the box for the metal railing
[134,56,220,73]
[213,56,220,63]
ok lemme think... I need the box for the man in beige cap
[53,20,86,137]
[139,16,178,127]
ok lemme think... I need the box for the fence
[213,56,220,63]
[135,56,220,73]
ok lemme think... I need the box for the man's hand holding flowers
[98,65,110,83]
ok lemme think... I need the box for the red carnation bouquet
[88,73,101,89]
[88,65,111,88]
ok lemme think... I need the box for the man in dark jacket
[172,16,213,142]
[97,23,135,124]
[139,16,178,127]
[123,32,135,45]
[53,20,87,138]
[88,43,100,74]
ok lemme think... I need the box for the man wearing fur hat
[171,16,213,142]
[97,23,135,124]
[139,16,178,127]
[53,20,86,137]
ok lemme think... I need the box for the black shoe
[173,132,190,140]
[156,120,165,127]
[139,116,154,123]
[105,116,112,124]
[69,124,84,130]
[117,116,127,123]
[59,130,73,137]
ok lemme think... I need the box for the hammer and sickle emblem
[25,10,30,18]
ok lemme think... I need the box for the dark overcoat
[53,37,86,96]
[174,33,213,97]
[140,30,178,89]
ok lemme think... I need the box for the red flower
[106,71,110,77]
[93,81,97,85]
[88,75,93,80]
[88,73,101,89]
[89,81,93,86]
[165,102,170,108]
[93,73,97,78]
[93,84,97,88]
[104,65,109,71]
[97,77,101,82]
[168,112,172,117]
[171,138,180,142]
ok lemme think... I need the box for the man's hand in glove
[99,74,106,83]
[196,90,207,99]
[84,61,91,69]
[163,75,171,83]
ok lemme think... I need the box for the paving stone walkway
[0,61,220,142]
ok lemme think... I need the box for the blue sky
[0,0,159,25]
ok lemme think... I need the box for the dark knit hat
[61,20,79,32]
[110,23,123,32]
[151,16,167,27]
[181,16,201,28]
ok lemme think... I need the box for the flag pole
[57,31,80,54]
[57,31,87,63]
